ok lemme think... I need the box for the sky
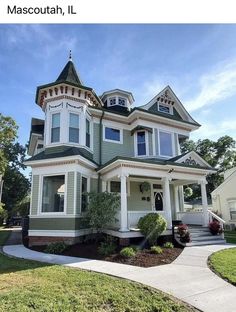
[1,24,236,150]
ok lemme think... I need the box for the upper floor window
[69,113,79,143]
[109,97,116,106]
[159,131,173,157]
[137,131,146,156]
[86,118,90,148]
[51,113,60,143]
[104,126,121,143]
[158,104,170,114]
[118,97,126,106]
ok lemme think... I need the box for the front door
[154,191,163,211]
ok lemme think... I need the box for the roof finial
[69,50,72,61]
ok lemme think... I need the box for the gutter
[97,110,105,192]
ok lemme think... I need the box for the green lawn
[224,230,236,244]
[0,230,196,312]
[209,248,236,286]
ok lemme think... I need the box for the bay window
[137,131,146,156]
[42,175,65,213]
[51,113,60,143]
[81,177,88,212]
[86,119,90,148]
[159,131,173,157]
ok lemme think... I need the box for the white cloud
[185,61,236,112]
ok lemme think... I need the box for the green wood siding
[90,178,98,192]
[76,172,81,214]
[128,181,152,211]
[31,175,40,215]
[93,123,100,164]
[67,172,75,214]
[29,217,87,231]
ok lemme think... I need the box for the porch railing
[208,209,226,238]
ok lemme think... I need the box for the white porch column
[174,186,180,219]
[119,174,129,232]
[162,177,172,229]
[200,180,209,226]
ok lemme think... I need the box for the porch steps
[174,225,226,247]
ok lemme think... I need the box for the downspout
[97,110,105,192]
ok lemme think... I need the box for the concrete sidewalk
[3,244,236,312]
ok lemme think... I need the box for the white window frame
[158,130,174,158]
[39,173,67,216]
[50,111,61,144]
[108,97,117,106]
[68,111,80,144]
[158,102,173,115]
[134,130,149,157]
[85,114,93,150]
[80,175,90,213]
[103,125,123,144]
[118,97,127,107]
[227,199,236,220]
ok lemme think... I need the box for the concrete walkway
[3,244,236,312]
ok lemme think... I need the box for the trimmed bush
[209,220,222,235]
[98,237,117,256]
[45,242,67,254]
[177,224,191,243]
[150,246,163,254]
[163,242,174,248]
[138,213,167,245]
[120,247,136,258]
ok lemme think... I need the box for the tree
[0,114,18,175]
[181,135,236,197]
[86,192,120,232]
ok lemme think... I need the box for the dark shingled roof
[25,146,98,165]
[56,60,82,85]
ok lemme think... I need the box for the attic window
[118,97,126,106]
[158,104,171,114]
[109,97,116,106]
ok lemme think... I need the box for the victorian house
[26,56,216,246]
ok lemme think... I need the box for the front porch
[98,156,213,235]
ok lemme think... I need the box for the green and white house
[26,56,215,246]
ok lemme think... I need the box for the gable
[140,86,199,126]
[173,151,212,169]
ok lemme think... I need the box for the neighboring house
[211,167,236,228]
[26,56,214,246]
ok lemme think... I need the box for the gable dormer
[140,86,199,125]
[100,89,134,113]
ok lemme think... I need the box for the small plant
[209,220,222,235]
[138,213,167,246]
[120,247,136,258]
[163,242,174,248]
[177,224,191,243]
[150,246,163,254]
[44,241,67,254]
[98,236,117,256]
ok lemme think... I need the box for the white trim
[176,151,212,168]
[28,229,92,237]
[134,130,149,157]
[29,215,83,218]
[80,174,90,212]
[103,125,123,144]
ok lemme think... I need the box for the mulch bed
[31,242,183,267]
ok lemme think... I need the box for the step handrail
[208,209,226,225]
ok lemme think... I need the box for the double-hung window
[86,119,90,148]
[51,113,60,143]
[104,127,121,143]
[69,113,79,143]
[42,175,65,213]
[159,131,173,157]
[81,177,88,212]
[137,131,146,156]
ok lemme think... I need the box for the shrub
[0,203,7,225]
[150,246,163,254]
[86,192,120,232]
[177,224,191,243]
[163,242,174,248]
[44,242,67,254]
[138,213,167,245]
[209,220,222,235]
[98,236,117,256]
[120,247,136,258]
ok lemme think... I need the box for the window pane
[70,113,79,128]
[51,128,60,143]
[138,143,146,155]
[118,97,126,106]
[159,104,170,114]
[52,113,60,128]
[137,131,145,143]
[81,177,88,212]
[110,181,121,193]
[69,128,79,143]
[109,97,116,106]
[86,119,90,134]
[159,131,173,156]
[86,133,90,147]
[42,175,65,212]
[105,127,120,141]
